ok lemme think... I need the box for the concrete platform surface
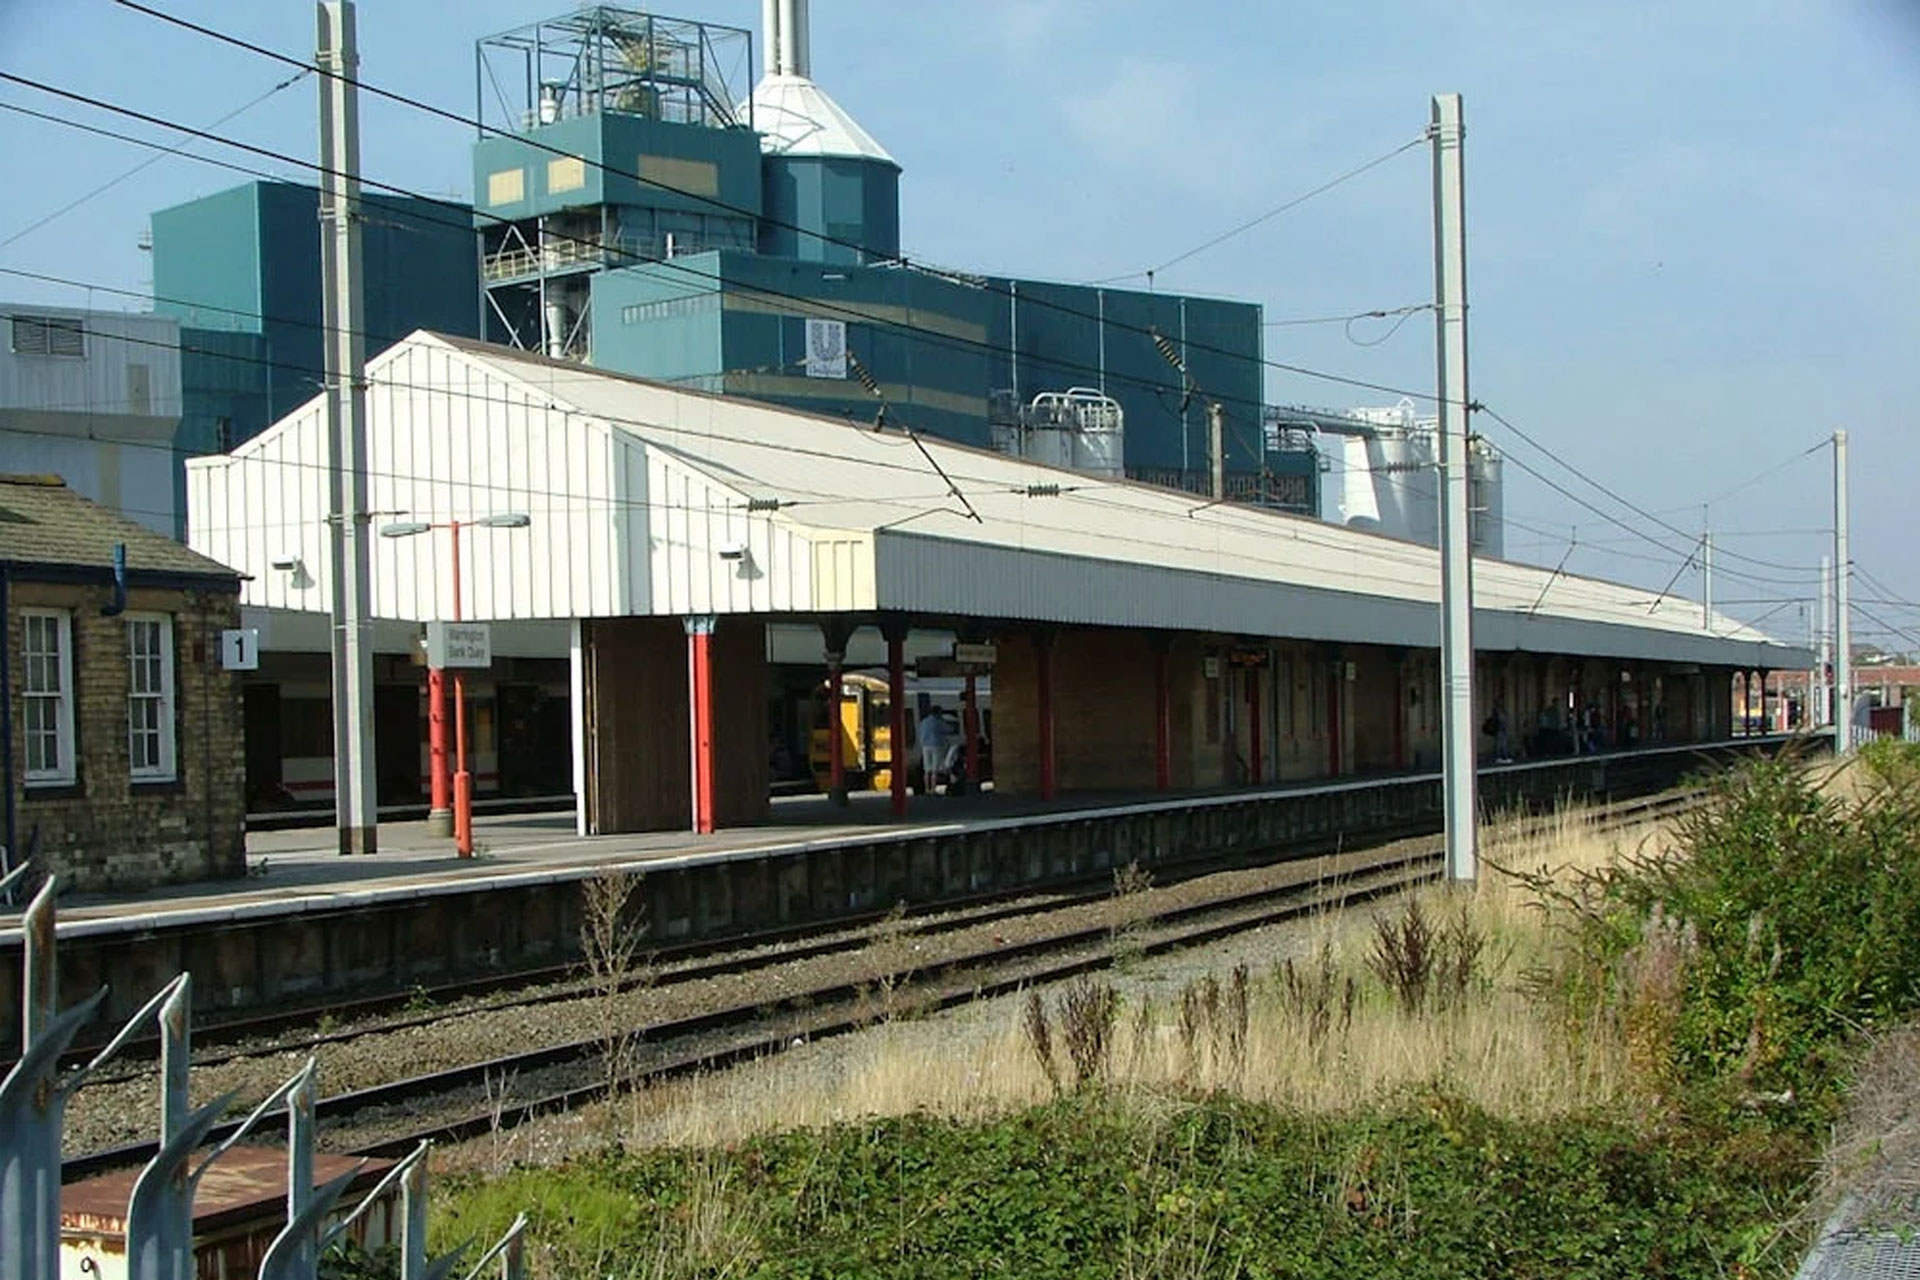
[0,737,1791,942]
[1,778,1397,937]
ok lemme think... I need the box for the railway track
[58,785,1703,1085]
[48,784,1706,1081]
[64,786,1703,1180]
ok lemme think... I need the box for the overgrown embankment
[429,745,1920,1279]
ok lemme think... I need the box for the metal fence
[1856,719,1920,746]
[0,864,527,1280]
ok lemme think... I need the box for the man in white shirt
[917,708,952,793]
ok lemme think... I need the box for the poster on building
[805,317,847,379]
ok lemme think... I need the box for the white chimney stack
[767,0,810,77]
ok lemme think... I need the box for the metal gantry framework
[475,5,755,135]
[0,863,527,1279]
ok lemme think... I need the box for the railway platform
[0,735,1808,1054]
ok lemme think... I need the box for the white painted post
[1432,92,1477,882]
[319,0,379,855]
[1834,430,1851,752]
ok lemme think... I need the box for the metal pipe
[777,0,798,73]
[792,0,810,78]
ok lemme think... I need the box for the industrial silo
[750,0,901,265]
[1468,438,1506,558]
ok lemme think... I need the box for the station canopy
[185,332,1809,671]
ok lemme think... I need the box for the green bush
[1591,755,1920,1110]
[435,757,1920,1278]
[437,1093,1803,1278]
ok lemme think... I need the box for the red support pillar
[686,616,717,834]
[1246,665,1263,785]
[426,666,450,835]
[1037,630,1057,801]
[1326,649,1342,778]
[1152,640,1171,791]
[886,625,908,819]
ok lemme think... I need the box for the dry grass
[1814,1022,1920,1232]
[501,803,1670,1160]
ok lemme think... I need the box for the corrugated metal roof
[0,473,237,580]
[62,1146,390,1233]
[185,333,1811,671]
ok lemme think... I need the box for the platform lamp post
[381,513,531,856]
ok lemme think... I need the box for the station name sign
[916,642,998,680]
[425,621,493,669]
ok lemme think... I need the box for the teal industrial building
[138,2,1302,516]
[151,182,482,456]
[464,3,1295,501]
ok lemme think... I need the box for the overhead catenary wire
[1475,404,1823,577]
[5,313,1468,598]
[42,3,1855,600]
[0,39,1840,627]
[1,276,1814,638]
[0,76,1440,442]
[1088,135,1429,285]
[82,7,1446,409]
[0,69,308,251]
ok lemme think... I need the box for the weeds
[1111,860,1155,969]
[1365,894,1485,1015]
[1024,989,1061,1095]
[861,902,920,1024]
[1171,967,1252,1086]
[1059,978,1121,1087]
[1024,978,1123,1091]
[580,870,651,1116]
[1278,941,1356,1050]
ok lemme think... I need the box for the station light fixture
[380,521,432,539]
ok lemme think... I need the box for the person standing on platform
[1489,703,1512,763]
[917,707,952,794]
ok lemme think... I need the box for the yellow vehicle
[808,673,898,793]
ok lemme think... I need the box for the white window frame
[126,612,177,783]
[21,609,75,787]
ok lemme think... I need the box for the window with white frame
[126,613,176,782]
[22,610,75,785]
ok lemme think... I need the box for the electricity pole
[1701,526,1713,630]
[1833,430,1851,752]
[319,1,378,854]
[1432,92,1476,882]
[1817,553,1831,728]
[1208,401,1226,501]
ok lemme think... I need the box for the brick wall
[7,580,245,892]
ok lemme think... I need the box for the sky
[2,0,1917,654]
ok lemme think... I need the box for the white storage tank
[1468,438,1505,558]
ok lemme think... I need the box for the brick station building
[1,474,245,890]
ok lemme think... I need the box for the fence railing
[0,865,527,1280]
